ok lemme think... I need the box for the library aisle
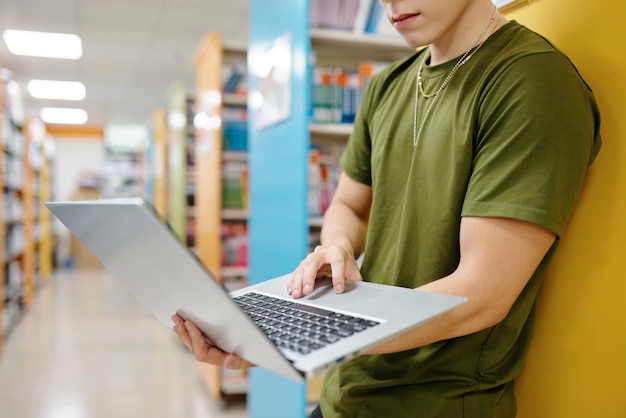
[0,269,248,418]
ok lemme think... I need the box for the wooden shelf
[193,30,249,404]
[1,77,54,351]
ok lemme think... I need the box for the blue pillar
[248,0,310,417]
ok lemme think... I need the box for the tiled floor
[0,269,248,418]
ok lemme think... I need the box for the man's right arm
[174,172,372,368]
[288,172,372,297]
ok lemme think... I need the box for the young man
[174,0,601,416]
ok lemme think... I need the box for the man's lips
[391,13,420,29]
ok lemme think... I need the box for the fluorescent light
[27,79,86,101]
[2,29,82,59]
[40,107,88,125]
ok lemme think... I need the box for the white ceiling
[0,0,249,128]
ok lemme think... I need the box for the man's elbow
[479,301,512,329]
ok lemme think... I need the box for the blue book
[364,1,383,33]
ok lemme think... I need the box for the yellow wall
[504,1,626,416]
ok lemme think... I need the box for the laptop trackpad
[302,278,383,311]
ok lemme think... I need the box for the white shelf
[223,93,247,107]
[310,28,407,49]
[221,266,249,278]
[308,217,324,228]
[310,28,412,65]
[222,208,248,221]
[310,123,353,136]
[221,372,249,395]
[222,150,248,162]
[223,42,248,55]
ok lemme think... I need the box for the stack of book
[221,223,248,269]
[310,61,389,124]
[222,60,247,95]
[222,161,248,210]
[222,107,248,152]
[310,0,514,33]
[308,145,344,218]
[310,0,397,36]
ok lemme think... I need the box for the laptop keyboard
[233,292,380,355]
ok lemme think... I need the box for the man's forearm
[320,201,368,259]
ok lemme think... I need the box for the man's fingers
[185,320,219,359]
[224,353,255,370]
[289,245,362,298]
[172,314,192,349]
[172,315,254,371]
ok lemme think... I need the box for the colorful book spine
[222,161,248,209]
[352,0,374,33]
[222,62,247,93]
[308,149,323,217]
[312,67,335,123]
[308,144,345,218]
[310,61,389,125]
[310,0,361,30]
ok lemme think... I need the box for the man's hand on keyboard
[171,314,256,370]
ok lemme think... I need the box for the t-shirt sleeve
[339,71,380,186]
[462,51,602,237]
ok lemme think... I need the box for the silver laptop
[46,197,466,382]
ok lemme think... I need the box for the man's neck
[428,4,505,66]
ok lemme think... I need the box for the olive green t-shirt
[321,22,602,418]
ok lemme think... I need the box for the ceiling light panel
[40,107,88,125]
[2,29,83,59]
[27,80,86,101]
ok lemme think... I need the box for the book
[222,107,248,151]
[308,149,323,217]
[222,161,248,209]
[309,144,344,217]
[364,0,384,33]
[312,67,336,123]
[352,0,374,34]
[363,1,402,38]
[310,0,361,31]
[310,61,389,125]
[221,222,248,268]
[222,61,246,93]
[336,70,358,124]
[356,60,389,109]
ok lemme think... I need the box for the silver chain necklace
[412,7,499,149]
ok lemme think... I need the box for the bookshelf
[142,44,249,400]
[22,118,43,308]
[37,133,54,281]
[247,1,412,416]
[151,108,168,220]
[192,31,249,404]
[0,76,9,351]
[101,149,140,197]
[1,75,28,351]
[308,18,411,249]
[1,73,55,352]
[166,81,190,244]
